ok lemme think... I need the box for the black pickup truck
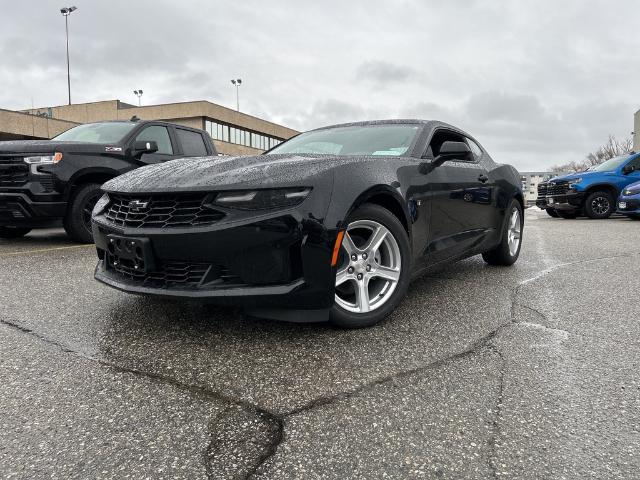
[0,119,216,242]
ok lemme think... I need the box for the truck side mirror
[132,140,158,158]
[622,164,636,175]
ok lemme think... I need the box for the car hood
[0,140,119,155]
[102,154,383,193]
[550,171,609,182]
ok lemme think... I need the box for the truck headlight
[568,177,583,189]
[212,188,311,210]
[23,152,63,165]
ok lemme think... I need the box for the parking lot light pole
[230,78,242,112]
[60,6,77,105]
[133,90,143,106]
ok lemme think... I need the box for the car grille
[106,254,243,289]
[546,181,570,196]
[0,157,29,187]
[537,182,548,197]
[103,193,225,228]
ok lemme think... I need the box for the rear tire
[63,183,103,243]
[0,226,31,239]
[482,199,523,266]
[584,190,614,219]
[330,204,411,328]
[557,210,577,219]
[545,208,558,218]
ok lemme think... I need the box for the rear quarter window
[177,129,209,156]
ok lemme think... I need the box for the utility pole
[230,78,242,112]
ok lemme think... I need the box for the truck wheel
[557,210,577,219]
[482,199,523,266]
[584,191,614,219]
[545,208,559,218]
[0,226,31,239]
[64,183,103,243]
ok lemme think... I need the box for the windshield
[268,124,421,156]
[588,155,629,172]
[52,122,137,144]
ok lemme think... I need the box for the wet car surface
[1,210,639,479]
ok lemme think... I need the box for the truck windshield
[267,125,420,156]
[588,155,629,172]
[52,122,137,144]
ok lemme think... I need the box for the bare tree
[550,135,633,173]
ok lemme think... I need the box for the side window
[135,126,173,155]
[176,129,208,156]
[466,138,483,160]
[627,156,640,170]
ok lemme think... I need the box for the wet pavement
[1,209,639,479]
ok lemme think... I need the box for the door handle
[478,174,489,183]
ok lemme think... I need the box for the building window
[206,119,284,150]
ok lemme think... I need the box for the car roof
[84,119,202,131]
[309,119,474,140]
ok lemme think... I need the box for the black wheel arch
[583,183,618,200]
[344,185,411,237]
[65,168,120,200]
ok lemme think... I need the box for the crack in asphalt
[2,250,638,478]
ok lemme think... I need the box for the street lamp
[231,78,242,112]
[133,90,144,106]
[60,6,77,105]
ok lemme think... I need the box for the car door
[132,124,181,164]
[174,127,212,157]
[424,130,494,263]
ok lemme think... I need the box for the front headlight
[568,177,583,188]
[23,152,63,165]
[93,193,110,215]
[212,187,311,210]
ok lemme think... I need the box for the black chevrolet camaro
[92,120,523,327]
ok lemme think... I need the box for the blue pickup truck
[546,152,640,219]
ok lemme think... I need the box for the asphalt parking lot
[1,209,639,479]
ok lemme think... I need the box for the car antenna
[130,115,140,122]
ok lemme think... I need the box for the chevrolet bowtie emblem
[128,200,149,211]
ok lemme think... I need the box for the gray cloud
[0,0,638,171]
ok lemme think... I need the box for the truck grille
[104,193,225,228]
[0,157,28,187]
[546,181,570,196]
[537,182,548,197]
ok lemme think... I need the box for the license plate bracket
[106,235,155,273]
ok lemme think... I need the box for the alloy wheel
[335,219,402,313]
[507,208,522,256]
[591,196,610,216]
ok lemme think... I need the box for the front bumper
[92,208,338,310]
[546,191,584,211]
[535,197,548,209]
[0,192,66,228]
[617,195,640,216]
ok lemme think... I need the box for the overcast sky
[1,0,638,170]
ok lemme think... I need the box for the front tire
[0,226,31,239]
[64,183,103,243]
[584,191,614,219]
[330,204,411,328]
[545,208,559,218]
[482,200,523,266]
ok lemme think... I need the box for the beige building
[3,99,298,155]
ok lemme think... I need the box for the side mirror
[132,140,158,158]
[436,141,472,162]
[419,141,472,174]
[622,164,636,175]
